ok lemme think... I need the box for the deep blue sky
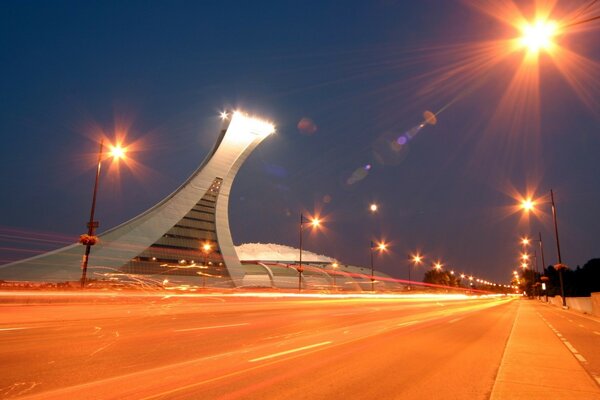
[1,0,599,284]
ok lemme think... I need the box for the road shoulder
[490,300,600,400]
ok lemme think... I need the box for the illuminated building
[0,111,396,291]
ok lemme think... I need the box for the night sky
[1,1,599,284]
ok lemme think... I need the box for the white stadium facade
[0,111,397,291]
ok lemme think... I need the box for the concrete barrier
[591,292,600,317]
[548,295,598,315]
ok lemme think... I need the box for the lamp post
[550,189,567,307]
[79,139,125,288]
[538,232,549,302]
[331,262,338,290]
[201,242,212,289]
[409,254,423,291]
[298,213,320,292]
[370,241,387,292]
[520,189,567,307]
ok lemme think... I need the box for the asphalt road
[0,293,518,399]
[535,302,600,386]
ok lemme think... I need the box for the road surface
[0,292,523,399]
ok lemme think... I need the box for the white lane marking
[0,327,30,332]
[448,317,463,324]
[595,376,600,386]
[563,340,584,360]
[538,314,592,366]
[579,324,585,328]
[593,331,600,336]
[248,341,332,362]
[397,320,420,327]
[574,353,588,363]
[174,323,249,332]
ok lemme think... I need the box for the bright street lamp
[79,139,126,288]
[331,262,339,290]
[298,213,321,292]
[201,242,212,288]
[409,253,423,291]
[520,189,567,307]
[370,240,387,292]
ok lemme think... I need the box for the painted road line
[574,353,587,363]
[174,323,249,332]
[397,320,420,327]
[448,317,463,324]
[593,331,600,336]
[0,327,30,332]
[249,341,332,362]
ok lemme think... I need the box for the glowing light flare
[433,262,443,271]
[376,242,388,252]
[411,254,423,265]
[109,144,126,160]
[369,203,378,213]
[202,243,212,253]
[231,110,275,138]
[519,19,558,54]
[521,236,530,246]
[521,198,535,212]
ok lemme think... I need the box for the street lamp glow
[377,242,387,251]
[521,198,535,212]
[369,203,378,213]
[521,253,530,261]
[220,111,229,120]
[434,262,442,271]
[412,254,423,265]
[310,218,321,227]
[520,19,558,54]
[109,144,125,159]
[202,243,212,253]
[521,237,530,246]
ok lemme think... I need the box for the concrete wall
[591,293,600,317]
[549,294,600,317]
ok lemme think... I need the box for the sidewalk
[490,300,600,399]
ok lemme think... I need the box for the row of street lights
[518,189,567,307]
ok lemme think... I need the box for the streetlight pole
[298,213,305,292]
[539,232,548,302]
[409,254,423,292]
[370,241,374,292]
[408,261,411,291]
[202,243,212,289]
[550,189,567,307]
[331,262,338,291]
[298,213,321,292]
[80,140,104,288]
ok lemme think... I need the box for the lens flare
[519,19,558,54]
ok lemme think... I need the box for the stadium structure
[0,111,397,291]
